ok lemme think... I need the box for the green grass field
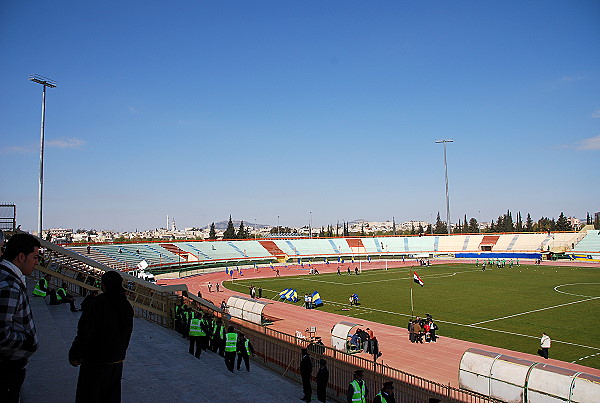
[225,263,600,369]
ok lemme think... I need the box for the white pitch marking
[554,282,600,298]
[470,297,600,325]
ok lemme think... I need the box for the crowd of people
[174,302,256,373]
[476,258,519,270]
[348,327,382,361]
[408,315,438,343]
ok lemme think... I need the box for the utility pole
[29,75,57,237]
[435,139,453,234]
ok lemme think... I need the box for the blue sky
[1,1,599,232]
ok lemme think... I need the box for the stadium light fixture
[29,74,57,237]
[435,139,453,235]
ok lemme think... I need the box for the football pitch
[225,263,600,369]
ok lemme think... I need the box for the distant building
[567,217,581,230]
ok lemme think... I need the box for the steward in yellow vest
[224,326,238,372]
[236,333,255,372]
[188,317,203,358]
[347,370,368,403]
[373,381,395,403]
[33,274,51,297]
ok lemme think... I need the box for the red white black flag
[413,271,424,287]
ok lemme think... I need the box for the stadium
[7,223,599,402]
[4,2,600,402]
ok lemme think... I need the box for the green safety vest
[212,324,224,340]
[225,332,238,352]
[56,287,66,302]
[189,318,204,337]
[183,311,192,322]
[201,319,210,335]
[33,278,48,297]
[238,339,250,355]
[375,392,388,403]
[350,380,366,403]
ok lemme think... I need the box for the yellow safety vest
[225,332,238,352]
[189,318,204,337]
[238,339,251,355]
[350,380,366,403]
[33,278,48,297]
[56,287,66,302]
[375,392,388,403]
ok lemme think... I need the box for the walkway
[22,279,303,403]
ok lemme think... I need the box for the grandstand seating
[437,234,466,252]
[66,231,597,271]
[571,230,600,258]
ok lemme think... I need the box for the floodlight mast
[29,75,57,237]
[435,139,453,234]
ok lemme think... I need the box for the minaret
[166,214,169,230]
[172,218,176,232]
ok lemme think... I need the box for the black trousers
[189,336,201,358]
[224,351,236,372]
[0,359,27,403]
[301,374,312,400]
[75,361,124,403]
[236,353,250,371]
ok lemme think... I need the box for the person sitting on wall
[49,282,78,312]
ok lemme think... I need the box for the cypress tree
[223,215,236,239]
[526,213,533,231]
[209,223,217,240]
[237,220,247,239]
[434,212,448,234]
[555,212,572,231]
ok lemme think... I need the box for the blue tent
[278,288,291,299]
[284,289,298,303]
[278,288,299,303]
[311,291,323,307]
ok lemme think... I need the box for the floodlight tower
[435,139,453,234]
[29,74,57,237]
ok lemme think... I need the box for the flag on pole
[413,271,424,287]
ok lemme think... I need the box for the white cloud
[592,109,600,118]
[560,75,584,83]
[576,135,600,150]
[46,138,85,149]
[128,106,137,113]
[0,145,35,155]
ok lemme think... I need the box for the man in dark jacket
[300,348,313,402]
[69,271,134,403]
[316,358,329,402]
[236,332,255,371]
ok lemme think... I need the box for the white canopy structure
[331,321,361,352]
[227,295,270,326]
[459,348,600,402]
